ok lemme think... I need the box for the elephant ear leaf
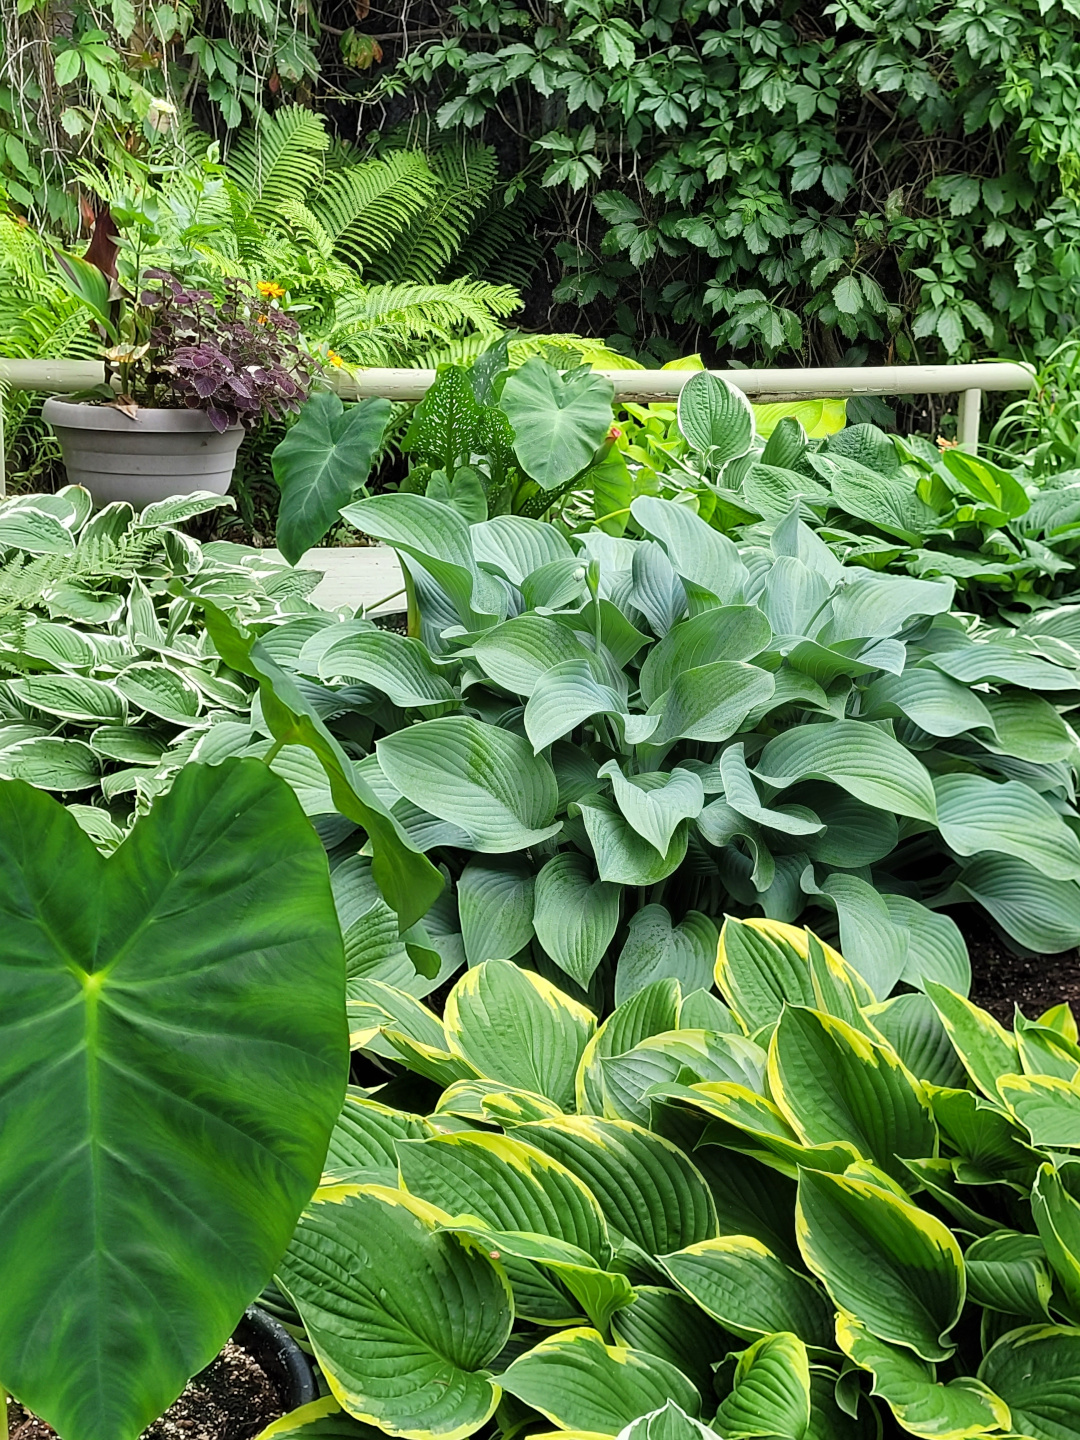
[0,760,348,1440]
[277,1186,512,1440]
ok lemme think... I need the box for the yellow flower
[257,280,285,298]
[326,350,344,367]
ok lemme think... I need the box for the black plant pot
[234,1305,318,1412]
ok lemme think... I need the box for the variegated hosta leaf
[977,1326,1080,1440]
[278,1186,513,1440]
[321,1090,433,1187]
[713,1331,811,1440]
[611,1289,733,1400]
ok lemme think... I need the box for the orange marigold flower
[257,280,285,298]
[327,350,344,367]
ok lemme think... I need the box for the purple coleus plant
[143,272,310,432]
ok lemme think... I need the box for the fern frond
[274,199,337,264]
[328,279,521,365]
[311,153,441,274]
[451,185,546,289]
[225,106,330,214]
[367,141,499,285]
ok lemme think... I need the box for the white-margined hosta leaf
[675,372,754,468]
[9,674,127,724]
[114,662,201,724]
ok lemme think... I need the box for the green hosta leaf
[647,661,775,745]
[1016,1015,1080,1081]
[998,1074,1080,1148]
[472,515,575,584]
[576,793,689,885]
[377,717,560,852]
[500,358,615,488]
[251,1395,376,1440]
[272,392,390,563]
[0,761,347,1440]
[533,851,621,987]
[713,1332,811,1440]
[322,1092,432,1187]
[9,674,126,724]
[676,372,754,465]
[629,497,749,603]
[860,668,993,738]
[278,1187,511,1440]
[769,1007,938,1185]
[808,453,939,544]
[796,1166,965,1363]
[526,659,654,752]
[517,1115,718,1258]
[925,984,1019,1102]
[978,1326,1080,1440]
[1032,1163,1080,1321]
[660,1235,834,1350]
[928,1087,1039,1186]
[935,774,1080,881]
[599,762,705,854]
[315,631,457,708]
[965,1229,1054,1321]
[836,1312,1011,1440]
[470,613,599,696]
[443,959,595,1110]
[457,856,535,966]
[614,908,717,1007]
[753,720,937,824]
[956,855,1080,953]
[638,609,773,707]
[611,1292,732,1401]
[500,1327,700,1434]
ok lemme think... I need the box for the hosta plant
[0,757,348,1440]
[221,489,1080,999]
[0,485,323,839]
[261,920,1080,1440]
[660,373,1080,620]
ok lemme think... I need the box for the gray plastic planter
[42,398,243,506]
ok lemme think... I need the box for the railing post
[957,389,982,453]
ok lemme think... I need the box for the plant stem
[262,737,286,767]
[364,585,407,615]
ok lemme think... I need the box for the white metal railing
[0,357,1036,493]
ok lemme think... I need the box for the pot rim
[42,396,243,434]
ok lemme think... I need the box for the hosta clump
[661,372,1080,619]
[264,919,1080,1440]
[0,485,322,838]
[243,488,1080,1003]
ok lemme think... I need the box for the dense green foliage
[0,757,347,1440]
[258,920,1080,1440]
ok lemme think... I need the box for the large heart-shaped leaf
[273,392,391,563]
[500,358,615,488]
[0,760,348,1440]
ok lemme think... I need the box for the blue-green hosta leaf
[926,640,1078,691]
[754,720,937,823]
[526,659,655,751]
[314,630,456,708]
[661,1235,834,1350]
[500,358,615,489]
[614,907,717,1008]
[471,515,575,584]
[638,609,773,707]
[647,661,775,745]
[798,784,897,868]
[322,1092,433,1187]
[979,691,1079,764]
[9,674,127,724]
[956,855,1080,953]
[517,1115,718,1259]
[278,1187,512,1440]
[965,1228,1054,1321]
[805,872,908,1000]
[443,959,595,1110]
[500,1327,700,1434]
[758,554,832,638]
[696,800,776,892]
[769,1007,938,1185]
[796,1166,965,1363]
[343,493,503,630]
[744,462,830,522]
[469,613,600,696]
[935,774,1080,881]
[533,851,621,987]
[612,1297,733,1403]
[598,763,705,854]
[272,391,390,563]
[576,793,690,885]
[675,372,754,466]
[860,668,993,737]
[821,571,954,642]
[978,1326,1080,1440]
[710,743,823,837]
[631,495,749,603]
[457,855,535,966]
[714,1331,811,1440]
[884,897,971,996]
[836,1312,1011,1440]
[376,717,560,852]
[631,542,688,636]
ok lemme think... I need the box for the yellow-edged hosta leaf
[925,984,1020,1102]
[1032,1162,1080,1319]
[660,1235,835,1350]
[277,1185,512,1440]
[978,1326,1080,1439]
[435,1079,563,1124]
[797,1167,965,1363]
[577,978,683,1115]
[836,1312,1011,1439]
[997,1074,1080,1148]
[964,1229,1053,1322]
[322,1090,433,1185]
[713,1332,811,1440]
[715,916,816,1033]
[500,1327,700,1435]
[768,1006,938,1186]
[611,1287,733,1400]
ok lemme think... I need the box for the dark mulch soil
[962,912,1080,1023]
[6,1341,284,1440]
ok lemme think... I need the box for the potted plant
[44,209,311,506]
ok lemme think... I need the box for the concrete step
[265,544,405,614]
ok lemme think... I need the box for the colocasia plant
[256,920,1080,1440]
